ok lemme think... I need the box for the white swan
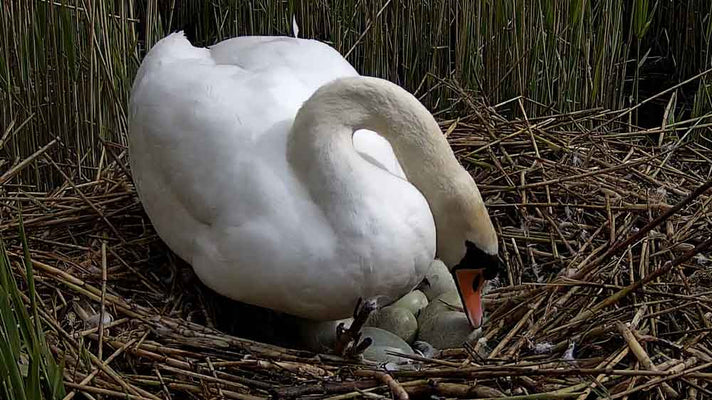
[128,33,499,328]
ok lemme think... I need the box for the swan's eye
[455,240,501,280]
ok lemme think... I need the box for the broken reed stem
[393,365,712,380]
[98,241,107,361]
[574,177,712,280]
[515,155,657,190]
[575,347,630,400]
[610,359,709,399]
[488,295,545,358]
[354,370,409,400]
[616,321,679,398]
[62,383,152,400]
[44,155,126,243]
[568,236,712,326]
[0,138,57,184]
[62,338,138,400]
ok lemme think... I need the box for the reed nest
[1,102,711,400]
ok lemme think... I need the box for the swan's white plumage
[129,33,434,320]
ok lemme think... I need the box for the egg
[366,305,418,343]
[416,290,482,349]
[417,290,462,324]
[361,327,415,364]
[391,290,429,316]
[297,317,353,352]
[418,311,482,349]
[412,340,437,358]
[420,260,457,300]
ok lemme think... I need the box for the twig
[566,236,712,326]
[0,138,57,184]
[97,241,108,361]
[354,370,409,400]
[616,321,679,398]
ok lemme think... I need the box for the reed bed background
[2,0,712,189]
[2,1,712,399]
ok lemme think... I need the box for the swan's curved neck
[287,76,484,265]
[288,76,469,205]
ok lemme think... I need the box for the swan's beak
[453,269,485,329]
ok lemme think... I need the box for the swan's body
[129,33,498,323]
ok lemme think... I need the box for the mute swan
[128,33,499,329]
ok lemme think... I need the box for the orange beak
[454,269,485,329]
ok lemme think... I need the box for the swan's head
[435,171,500,329]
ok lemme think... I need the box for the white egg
[361,327,415,364]
[297,317,353,352]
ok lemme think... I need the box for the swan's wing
[129,33,358,256]
[130,33,406,261]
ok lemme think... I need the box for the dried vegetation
[2,1,712,399]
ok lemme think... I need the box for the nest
[1,104,711,399]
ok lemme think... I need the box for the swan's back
[129,33,427,320]
[132,33,357,134]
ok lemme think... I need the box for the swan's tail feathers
[143,31,211,64]
[292,15,300,38]
[130,31,212,105]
